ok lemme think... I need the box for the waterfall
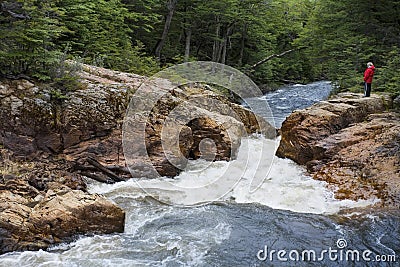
[1,81,398,267]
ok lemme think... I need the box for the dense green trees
[0,0,158,79]
[0,0,399,96]
[301,0,400,94]
[0,0,64,80]
[120,0,315,87]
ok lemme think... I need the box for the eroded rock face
[0,152,125,254]
[0,66,142,254]
[276,93,392,164]
[0,63,275,254]
[312,113,400,206]
[123,82,275,178]
[277,93,399,207]
[0,67,141,157]
[0,178,125,254]
[1,64,275,178]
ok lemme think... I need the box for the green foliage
[106,42,160,76]
[49,88,68,102]
[52,72,83,95]
[299,0,400,93]
[0,0,65,80]
[376,49,400,96]
[57,0,133,67]
[0,0,160,81]
[0,0,399,97]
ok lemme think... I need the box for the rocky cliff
[0,64,275,254]
[0,167,125,253]
[277,93,400,207]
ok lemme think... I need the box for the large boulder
[277,93,400,207]
[123,81,276,178]
[276,93,392,164]
[0,178,125,254]
[0,152,125,254]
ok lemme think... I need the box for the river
[0,81,399,266]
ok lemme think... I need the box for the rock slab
[277,93,399,207]
[0,167,125,254]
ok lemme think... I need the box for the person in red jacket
[364,62,375,97]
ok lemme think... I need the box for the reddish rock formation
[312,112,400,206]
[0,180,125,254]
[123,81,276,178]
[1,64,275,178]
[0,65,141,158]
[277,93,399,207]
[0,66,143,254]
[0,63,275,254]
[276,93,392,164]
[0,151,125,254]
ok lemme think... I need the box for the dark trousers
[364,82,371,97]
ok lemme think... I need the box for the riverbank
[1,63,398,255]
[1,77,399,265]
[277,92,400,208]
[0,64,275,254]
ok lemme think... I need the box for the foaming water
[0,204,232,267]
[1,81,398,266]
[89,136,378,215]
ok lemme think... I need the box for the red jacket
[364,65,375,83]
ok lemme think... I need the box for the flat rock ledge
[277,93,399,207]
[0,164,125,254]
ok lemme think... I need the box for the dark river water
[0,81,399,267]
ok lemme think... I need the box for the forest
[1,0,399,95]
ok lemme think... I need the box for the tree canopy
[0,0,399,95]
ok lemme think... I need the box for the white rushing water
[0,136,378,266]
[90,136,378,215]
[1,81,391,267]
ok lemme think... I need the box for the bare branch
[1,2,30,20]
[86,157,126,182]
[249,47,306,70]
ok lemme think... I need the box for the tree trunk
[184,27,192,62]
[221,23,235,65]
[212,16,221,62]
[154,0,178,61]
[216,37,223,63]
[221,39,227,65]
[238,24,247,65]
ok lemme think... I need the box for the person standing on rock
[363,62,375,97]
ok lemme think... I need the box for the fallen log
[106,165,131,175]
[248,47,306,70]
[86,157,126,182]
[80,171,115,184]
